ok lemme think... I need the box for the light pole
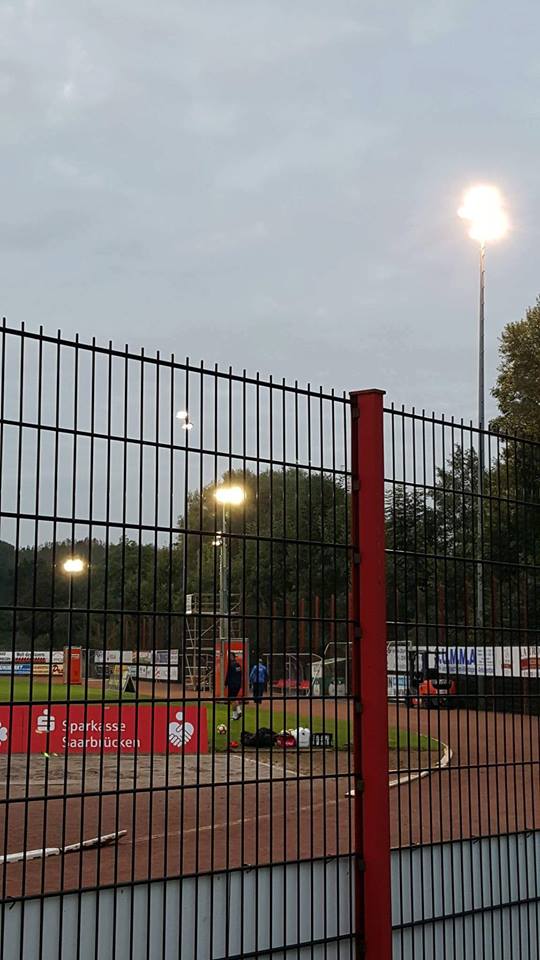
[214,485,246,696]
[62,556,87,680]
[458,185,509,629]
[62,555,87,613]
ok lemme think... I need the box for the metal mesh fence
[0,323,357,959]
[4,323,538,958]
[386,405,540,956]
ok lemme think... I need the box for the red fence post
[350,389,392,959]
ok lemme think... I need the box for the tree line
[0,467,349,655]
[1,445,537,656]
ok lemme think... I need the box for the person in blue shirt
[249,658,269,704]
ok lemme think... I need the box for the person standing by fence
[249,658,269,704]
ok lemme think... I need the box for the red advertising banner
[0,704,208,755]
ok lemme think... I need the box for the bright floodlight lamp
[458,185,509,245]
[176,410,193,430]
[63,557,86,574]
[214,485,246,506]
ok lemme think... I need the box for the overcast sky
[2,0,539,425]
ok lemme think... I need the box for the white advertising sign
[387,644,408,674]
[387,644,540,687]
[387,675,409,699]
[435,646,495,677]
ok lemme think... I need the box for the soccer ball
[217,723,227,735]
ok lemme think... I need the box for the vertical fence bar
[350,388,391,959]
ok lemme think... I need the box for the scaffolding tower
[184,593,242,691]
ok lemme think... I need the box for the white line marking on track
[132,797,351,846]
[346,738,453,796]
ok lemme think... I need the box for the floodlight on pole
[214,485,246,506]
[63,557,86,575]
[213,484,246,696]
[176,410,193,431]
[458,184,509,633]
[63,557,86,647]
[458,185,509,245]
[458,184,508,435]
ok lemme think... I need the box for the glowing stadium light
[63,557,86,574]
[214,485,246,506]
[458,185,509,245]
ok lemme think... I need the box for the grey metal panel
[5,833,540,958]
[392,832,540,925]
[3,857,354,960]
[178,859,354,957]
[392,901,540,960]
[391,832,540,959]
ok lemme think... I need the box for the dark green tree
[180,467,350,656]
[492,297,540,439]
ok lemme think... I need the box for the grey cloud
[49,156,104,190]
[0,210,92,251]
[217,118,391,191]
[0,0,538,429]
[407,0,465,45]
[182,101,238,137]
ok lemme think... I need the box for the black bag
[241,730,257,747]
[254,727,276,748]
[240,728,276,748]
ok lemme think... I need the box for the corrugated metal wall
[393,832,540,959]
[2,857,354,960]
[4,832,540,959]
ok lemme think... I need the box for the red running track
[1,704,539,898]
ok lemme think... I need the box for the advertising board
[435,646,495,677]
[499,646,540,678]
[387,674,409,699]
[432,645,540,678]
[0,704,208,755]
[154,665,178,681]
[155,650,179,665]
[93,650,178,680]
[94,650,134,664]
[387,644,408,674]
[387,644,540,699]
[0,651,64,676]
